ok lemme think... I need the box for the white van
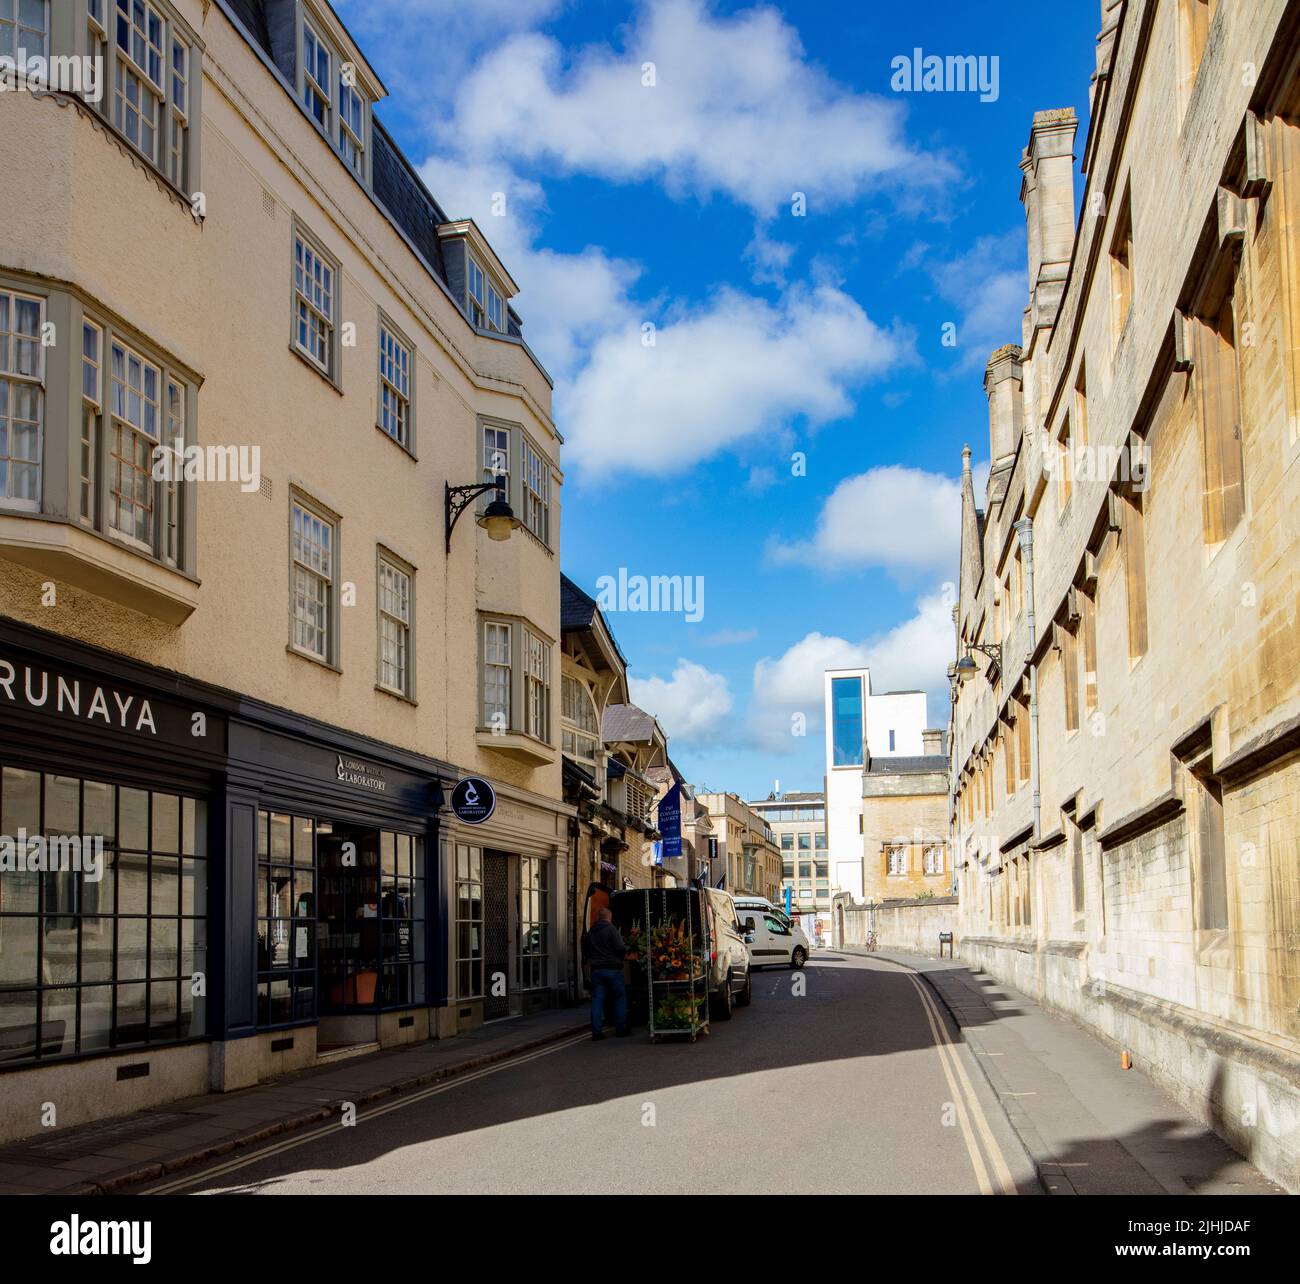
[733,897,810,969]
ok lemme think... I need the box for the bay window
[561,673,600,764]
[0,287,43,509]
[108,338,161,549]
[480,616,553,745]
[522,435,550,545]
[0,276,196,579]
[1,0,47,59]
[113,0,164,164]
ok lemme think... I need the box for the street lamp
[954,642,1001,684]
[444,475,519,553]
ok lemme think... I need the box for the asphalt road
[144,953,1038,1195]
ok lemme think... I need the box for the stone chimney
[984,344,1024,468]
[1020,108,1078,332]
[922,729,945,757]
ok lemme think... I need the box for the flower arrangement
[650,919,702,981]
[624,922,645,962]
[654,994,706,1029]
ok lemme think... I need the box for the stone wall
[834,894,958,958]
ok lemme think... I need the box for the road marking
[906,972,1018,1196]
[143,1032,591,1195]
[869,958,1018,1196]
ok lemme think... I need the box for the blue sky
[336,0,1099,797]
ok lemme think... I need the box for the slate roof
[220,1,452,299]
[866,754,949,776]
[560,574,598,631]
[603,703,659,743]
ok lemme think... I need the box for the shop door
[317,825,381,1011]
[483,851,512,1020]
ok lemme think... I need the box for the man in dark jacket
[582,908,629,1040]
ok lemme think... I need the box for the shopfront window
[313,820,425,1014]
[0,765,206,1064]
[256,813,425,1024]
[455,844,483,998]
[255,811,316,1027]
[517,856,549,991]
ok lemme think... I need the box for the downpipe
[1014,517,1041,840]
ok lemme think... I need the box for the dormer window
[302,18,331,128]
[468,255,504,332]
[339,77,364,175]
[297,7,371,183]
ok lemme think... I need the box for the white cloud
[565,284,909,476]
[744,226,796,286]
[770,465,964,577]
[629,659,733,747]
[446,0,955,216]
[923,231,1026,373]
[747,591,954,752]
[417,155,640,382]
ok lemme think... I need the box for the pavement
[0,1008,587,1195]
[853,949,1283,1195]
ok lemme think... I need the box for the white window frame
[338,73,365,176]
[292,225,338,380]
[483,620,511,729]
[2,0,48,60]
[107,335,163,550]
[377,318,412,448]
[301,16,332,131]
[0,287,45,511]
[290,495,336,664]
[923,846,945,876]
[886,845,907,877]
[377,552,412,698]
[524,628,550,742]
[112,0,166,165]
[561,673,599,765]
[521,434,551,546]
[80,319,102,525]
[168,33,189,189]
[480,616,553,745]
[482,421,509,504]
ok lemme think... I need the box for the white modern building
[823,669,928,906]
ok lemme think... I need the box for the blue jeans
[590,968,627,1034]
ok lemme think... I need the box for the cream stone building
[0,0,570,1141]
[696,792,781,902]
[950,0,1300,1190]
[861,730,950,904]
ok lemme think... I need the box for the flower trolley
[637,888,709,1043]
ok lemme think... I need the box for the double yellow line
[880,958,1017,1196]
[142,1031,591,1195]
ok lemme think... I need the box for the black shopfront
[0,622,229,1068]
[224,718,445,1045]
[0,619,449,1076]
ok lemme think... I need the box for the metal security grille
[483,852,510,1020]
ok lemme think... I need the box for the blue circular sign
[450,777,496,825]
